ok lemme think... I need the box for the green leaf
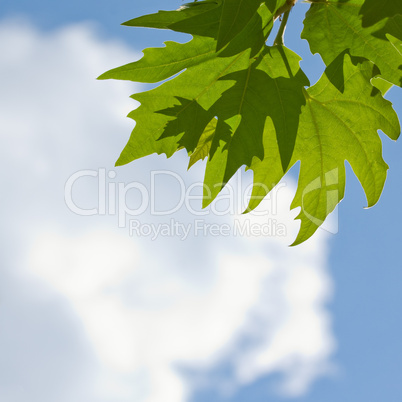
[291,54,400,244]
[250,53,400,245]
[115,49,253,165]
[100,1,276,86]
[188,118,217,168]
[101,0,402,244]
[217,0,263,50]
[122,1,222,38]
[216,0,289,50]
[359,0,402,28]
[245,45,310,212]
[157,97,216,152]
[371,77,393,96]
[387,15,402,42]
[302,0,402,87]
[114,3,276,165]
[387,33,402,57]
[99,3,276,84]
[98,36,217,83]
[204,45,309,206]
[371,14,402,43]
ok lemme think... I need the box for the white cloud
[0,19,336,402]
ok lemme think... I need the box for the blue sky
[1,1,402,402]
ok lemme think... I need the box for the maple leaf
[302,0,402,87]
[217,0,266,50]
[291,54,399,244]
[359,0,402,28]
[100,0,401,244]
[203,45,309,205]
[98,36,217,84]
[99,3,276,163]
[248,52,400,244]
[122,0,222,38]
[216,0,289,50]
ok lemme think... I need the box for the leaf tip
[97,72,109,80]
[289,232,308,247]
[289,228,302,247]
[202,195,214,209]
[115,156,127,167]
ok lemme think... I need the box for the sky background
[1,1,402,402]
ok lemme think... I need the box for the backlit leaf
[359,0,402,28]
[100,0,401,244]
[302,0,402,87]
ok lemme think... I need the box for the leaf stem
[274,10,290,46]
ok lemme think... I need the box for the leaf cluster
[99,0,401,244]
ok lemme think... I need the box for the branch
[274,10,290,45]
[274,0,297,18]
